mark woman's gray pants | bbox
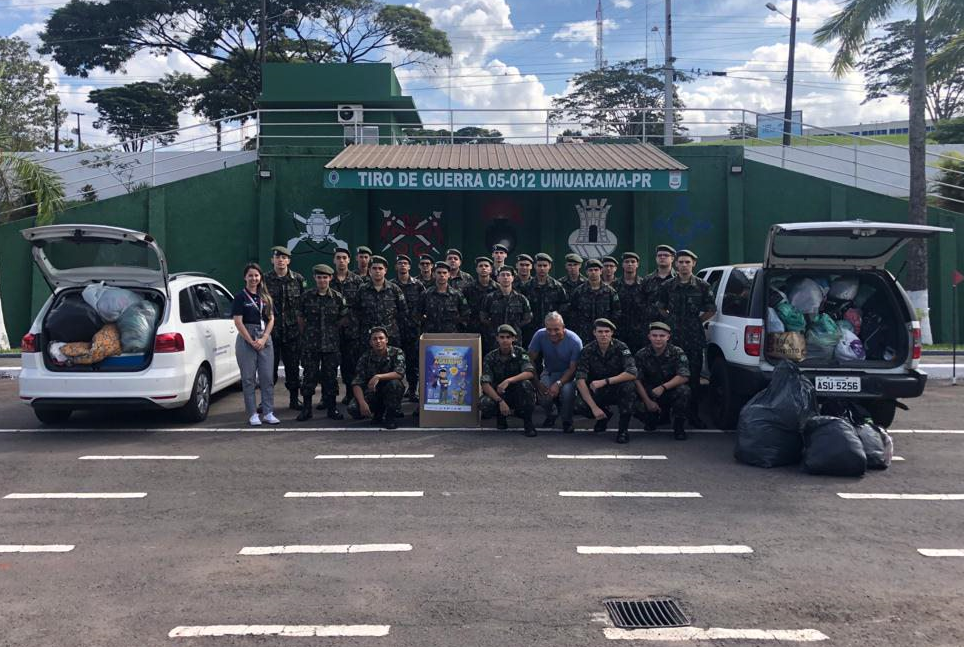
[236,323,275,417]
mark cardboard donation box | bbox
[766,332,806,362]
[419,333,481,428]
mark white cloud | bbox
[555,51,565,59]
[763,0,838,26]
[552,19,617,44]
[10,21,45,44]
[613,0,633,8]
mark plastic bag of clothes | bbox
[82,282,142,322]
[775,301,806,332]
[835,329,866,361]
[48,342,68,363]
[767,307,786,333]
[829,277,859,301]
[735,361,818,467]
[844,308,862,335]
[805,314,841,362]
[803,416,867,476]
[116,301,159,353]
[853,283,876,308]
[855,421,893,469]
[45,299,103,343]
[60,324,123,365]
[788,278,825,315]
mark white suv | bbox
[699,220,951,429]
[19,225,241,425]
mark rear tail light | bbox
[154,332,185,353]
[21,333,37,353]
[911,327,921,360]
[744,325,763,357]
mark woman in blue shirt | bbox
[231,263,279,425]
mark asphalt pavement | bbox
[1,379,963,646]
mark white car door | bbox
[209,283,241,389]
[191,283,237,391]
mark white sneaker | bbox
[263,412,281,425]
[249,414,262,426]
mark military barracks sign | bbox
[325,169,687,192]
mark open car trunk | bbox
[763,270,910,369]
[41,287,165,372]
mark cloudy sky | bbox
[3,0,915,148]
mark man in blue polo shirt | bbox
[528,311,583,433]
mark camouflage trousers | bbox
[575,381,636,417]
[680,344,704,416]
[634,383,691,422]
[348,380,405,419]
[480,380,536,419]
[401,337,420,393]
[272,333,301,392]
[301,350,340,405]
[340,337,360,392]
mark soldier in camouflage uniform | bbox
[639,244,677,330]
[264,245,306,410]
[416,262,470,333]
[522,252,568,348]
[391,254,425,402]
[614,251,649,355]
[574,318,638,443]
[568,258,621,344]
[601,256,618,287]
[330,246,366,406]
[480,266,532,355]
[355,255,408,347]
[634,321,691,440]
[515,253,534,293]
[463,256,498,346]
[656,249,716,427]
[417,254,435,287]
[491,243,509,275]
[480,324,537,436]
[559,252,586,298]
[445,248,475,291]
[348,326,406,429]
[296,264,347,421]
[355,245,372,278]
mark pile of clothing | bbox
[46,283,159,366]
[765,275,890,363]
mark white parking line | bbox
[892,456,905,461]
[239,544,412,555]
[547,454,667,460]
[0,427,734,434]
[284,491,423,498]
[4,492,147,499]
[314,454,434,459]
[918,549,964,557]
[169,625,390,638]
[888,430,964,434]
[837,493,964,500]
[578,545,752,555]
[560,491,702,498]
[0,544,74,553]
[78,455,199,460]
[603,627,828,641]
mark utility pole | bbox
[53,103,60,152]
[663,0,673,146]
[782,0,799,147]
[71,111,84,149]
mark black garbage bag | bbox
[803,416,867,477]
[735,361,819,468]
[855,422,893,470]
[45,298,104,343]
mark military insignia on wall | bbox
[568,198,617,259]
[379,209,444,257]
[287,208,349,253]
[653,196,711,251]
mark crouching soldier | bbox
[297,264,347,422]
[574,318,638,443]
[480,324,537,436]
[634,321,691,440]
[348,326,406,429]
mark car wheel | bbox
[34,408,71,425]
[863,399,897,428]
[709,358,744,430]
[180,367,212,423]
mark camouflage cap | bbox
[419,254,434,263]
[475,256,494,266]
[396,254,411,264]
[312,263,334,276]
[656,244,677,256]
[601,256,618,266]
[491,243,509,253]
[368,325,388,337]
[369,255,389,268]
[593,317,616,331]
[497,265,517,276]
[496,323,518,337]
[649,321,672,333]
[356,246,373,255]
[334,246,351,255]
[271,245,292,257]
[622,251,640,262]
[445,248,463,259]
[565,253,584,264]
[534,252,553,263]
[584,258,603,270]
[516,253,534,264]
[677,249,698,261]
[434,261,451,272]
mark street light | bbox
[767,0,799,147]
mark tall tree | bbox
[928,1,964,78]
[549,60,692,144]
[857,20,964,121]
[39,0,452,116]
[0,37,63,151]
[88,82,183,152]
[728,123,758,139]
[815,0,952,342]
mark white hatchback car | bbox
[19,224,241,425]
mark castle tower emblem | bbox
[568,198,617,259]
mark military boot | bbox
[296,395,313,422]
[673,417,687,441]
[289,389,302,410]
[523,413,537,437]
[496,415,509,430]
[615,414,630,444]
[327,398,344,421]
[384,411,398,430]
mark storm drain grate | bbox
[604,598,690,629]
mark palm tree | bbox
[0,149,65,225]
[815,0,950,343]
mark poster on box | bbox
[423,344,473,411]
